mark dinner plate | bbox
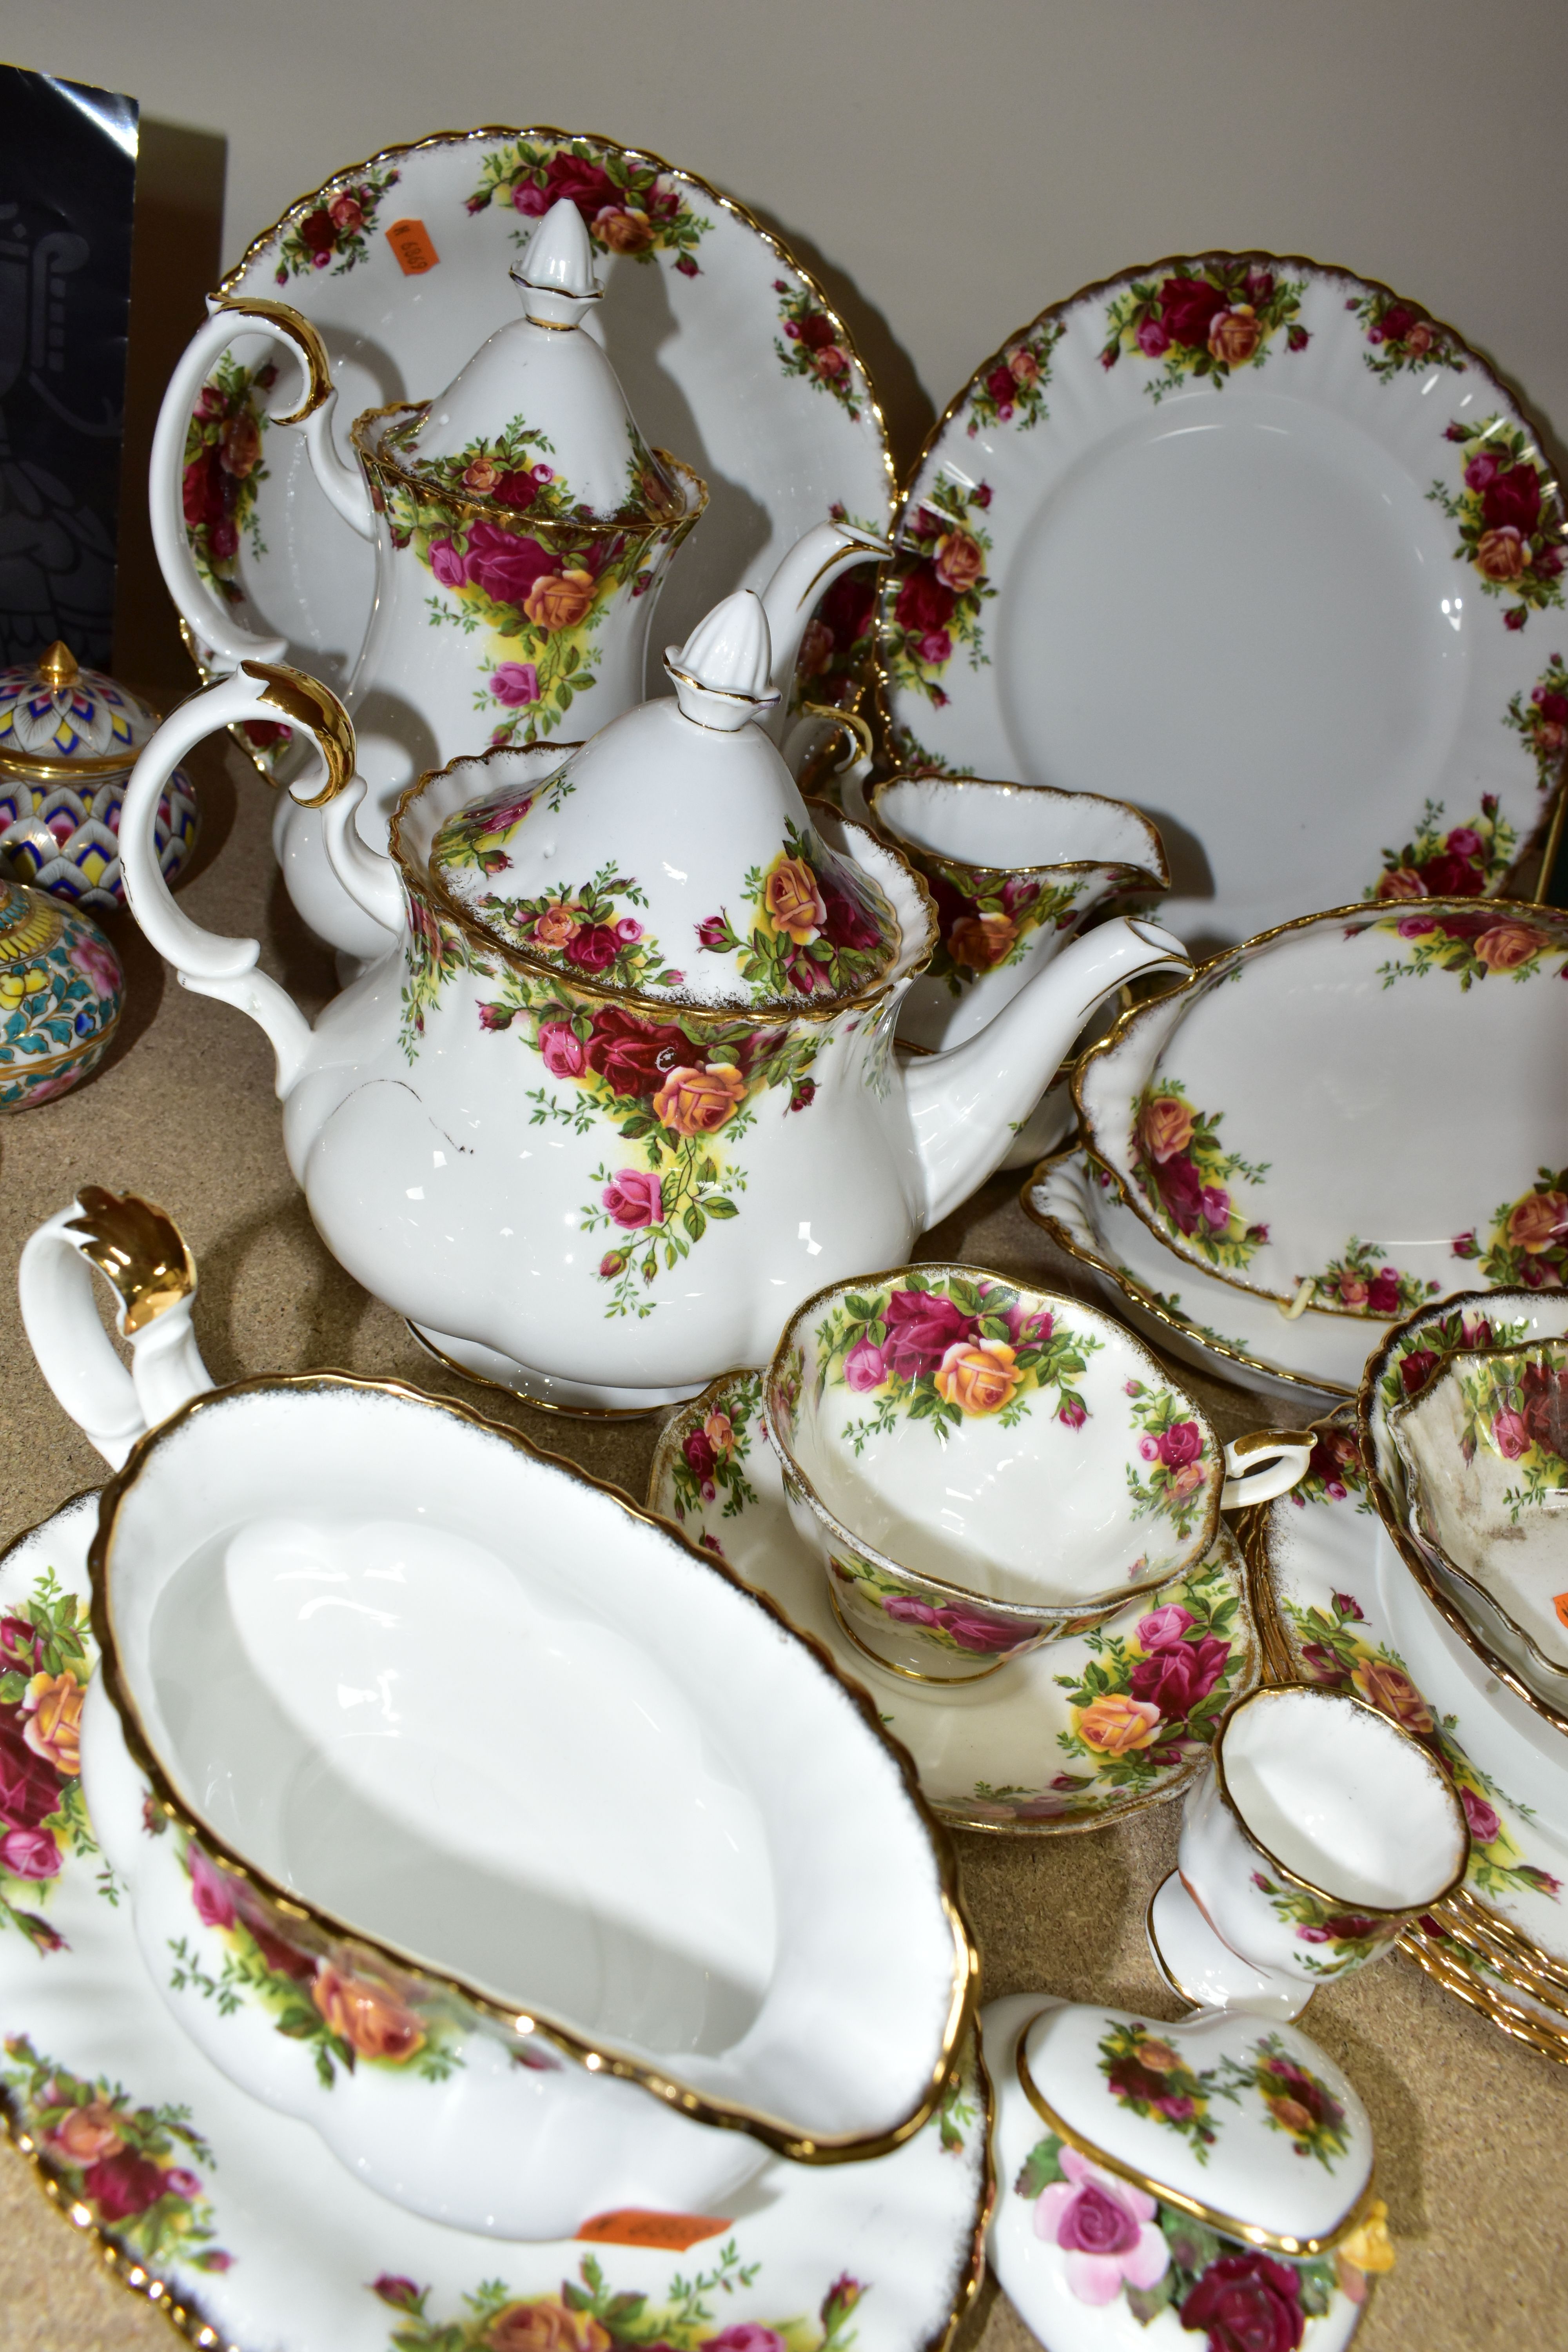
[1075,900,1568,1317]
[877,253,1567,951]
[0,1495,989,2352]
[190,127,893,737]
[1243,1410,1568,2062]
[1023,1148,1373,1406]
[647,1372,1259,1835]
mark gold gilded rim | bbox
[865,773,1170,893]
[0,745,152,782]
[1071,898,1568,1317]
[388,747,935,1029]
[1356,1296,1568,1735]
[1013,2012,1380,2256]
[1020,1148,1356,1402]
[90,1370,980,2165]
[214,123,894,515]
[213,295,333,425]
[64,1187,196,1336]
[648,1377,1259,1837]
[352,401,708,537]
[762,1259,1227,1626]
[1398,1924,1568,2065]
[871,246,1566,878]
[1209,1679,1470,1916]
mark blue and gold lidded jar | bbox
[0,640,198,910]
[0,864,123,1109]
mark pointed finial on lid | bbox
[665,591,781,730]
[510,199,602,327]
[38,641,78,691]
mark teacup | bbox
[763,1265,1310,1684]
[21,1189,976,2239]
[1147,1682,1469,2019]
[864,772,1169,1054]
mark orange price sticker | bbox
[385,218,439,276]
[1553,1592,1568,1632]
[576,2209,733,2251]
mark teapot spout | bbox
[902,917,1191,1228]
[757,519,888,729]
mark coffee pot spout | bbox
[902,917,1192,1227]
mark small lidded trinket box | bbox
[0,641,198,909]
[982,1994,1394,2350]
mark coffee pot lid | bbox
[426,590,906,1013]
[373,199,686,526]
[0,643,161,775]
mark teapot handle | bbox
[119,664,374,1096]
[148,298,372,674]
[18,1189,214,1470]
[1220,1429,1316,1512]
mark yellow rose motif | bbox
[652,1062,747,1137]
[1208,305,1262,365]
[763,854,827,946]
[1336,2198,1396,2303]
[1076,1692,1162,1755]
[1508,1191,1568,1255]
[525,568,599,632]
[703,1409,735,1455]
[530,904,581,952]
[1138,1094,1194,1164]
[1475,526,1528,583]
[1135,2038,1182,2073]
[948,910,1017,971]
[933,528,985,593]
[1473,921,1549,973]
[933,1339,1021,1416]
[23,1671,83,1775]
[594,206,655,255]
[463,456,499,492]
[310,1962,425,2063]
[486,2301,613,2352]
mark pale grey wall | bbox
[5,0,1565,477]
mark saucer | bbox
[192,129,893,754]
[647,1373,1259,1834]
[878,251,1565,950]
[1241,1410,1568,2063]
[0,1495,989,2351]
[1024,1149,1369,1407]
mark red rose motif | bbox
[882,1289,976,1381]
[463,523,560,609]
[1400,1344,1434,1394]
[1154,1153,1205,1235]
[1481,463,1543,538]
[0,1715,64,1831]
[895,566,956,638]
[1157,1420,1203,1467]
[1461,1786,1501,1845]
[819,876,883,954]
[796,310,837,351]
[564,924,621,973]
[82,2149,169,2221]
[1417,849,1485,897]
[182,449,224,529]
[816,564,877,653]
[298,209,338,256]
[985,362,1015,404]
[683,1430,717,1480]
[1179,2251,1305,2352]
[602,1170,664,1230]
[515,152,620,221]
[1157,276,1228,348]
[584,1007,690,1099]
[1128,1634,1230,1719]
[933,1603,1028,1653]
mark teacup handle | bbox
[119,662,380,1095]
[148,297,371,675]
[1220,1429,1315,1512]
[18,1189,214,1470]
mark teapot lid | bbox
[0,643,161,775]
[425,590,907,1013]
[1015,2002,1374,2254]
[368,198,686,527]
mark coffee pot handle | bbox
[118,664,392,1095]
[18,1190,214,1470]
[1220,1430,1316,1512]
[149,298,372,674]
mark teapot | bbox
[118,590,1192,1412]
[150,198,884,957]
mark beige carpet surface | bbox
[0,733,1563,2350]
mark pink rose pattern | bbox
[1,2033,231,2270]
[0,1570,98,1955]
[369,2254,873,2352]
[182,352,274,601]
[465,137,710,276]
[880,476,995,709]
[963,318,1065,437]
[773,281,865,421]
[1100,259,1308,404]
[1129,1078,1272,1275]
[1428,415,1566,630]
[1369,792,1517,904]
[272,163,399,281]
[1347,287,1464,382]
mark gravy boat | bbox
[20,1188,975,2239]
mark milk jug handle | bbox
[18,1191,214,1470]
[119,664,364,1098]
[148,298,368,674]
